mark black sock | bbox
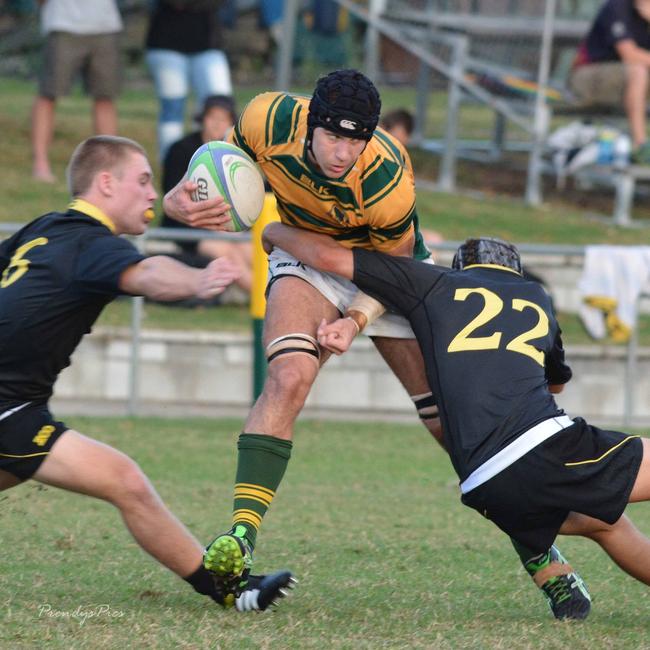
[184,564,220,602]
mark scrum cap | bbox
[452,237,523,274]
[307,69,381,142]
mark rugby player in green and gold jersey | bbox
[163,70,589,619]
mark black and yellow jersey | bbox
[229,91,429,260]
[0,201,144,403]
[351,249,572,482]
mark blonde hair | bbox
[66,136,147,197]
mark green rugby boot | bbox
[203,527,253,582]
[525,545,591,620]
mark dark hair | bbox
[194,95,237,125]
[380,109,414,136]
[452,237,523,274]
[66,135,146,197]
[307,69,381,143]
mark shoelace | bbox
[544,576,572,604]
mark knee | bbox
[266,359,316,405]
[106,455,155,508]
[626,63,650,88]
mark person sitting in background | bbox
[161,94,253,294]
[380,108,414,147]
[569,0,650,164]
[145,0,233,163]
[380,108,443,246]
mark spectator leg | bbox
[31,95,56,182]
[93,98,118,135]
[190,50,233,108]
[624,63,649,147]
[146,49,189,161]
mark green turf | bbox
[2,416,649,648]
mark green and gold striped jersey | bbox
[229,92,429,260]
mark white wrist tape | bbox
[345,292,386,332]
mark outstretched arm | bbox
[119,255,241,302]
[262,222,354,278]
[263,223,389,354]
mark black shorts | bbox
[0,402,68,480]
[461,418,643,553]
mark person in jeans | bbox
[145,0,232,162]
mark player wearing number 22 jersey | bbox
[351,246,641,553]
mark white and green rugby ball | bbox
[187,141,265,232]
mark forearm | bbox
[617,41,650,67]
[119,256,200,301]
[343,235,414,331]
[345,293,386,332]
[263,223,354,279]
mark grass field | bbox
[2,74,650,242]
[2,416,650,649]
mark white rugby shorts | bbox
[267,247,433,339]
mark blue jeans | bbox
[146,48,232,161]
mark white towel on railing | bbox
[578,246,650,341]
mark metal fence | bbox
[274,0,611,205]
[2,222,646,424]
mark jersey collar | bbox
[462,263,522,276]
[68,199,117,234]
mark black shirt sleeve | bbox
[545,329,573,385]
[352,248,444,316]
[74,234,145,295]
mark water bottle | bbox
[597,130,616,165]
[613,134,631,168]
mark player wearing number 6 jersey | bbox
[0,135,295,612]
[263,224,650,613]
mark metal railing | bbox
[0,223,642,424]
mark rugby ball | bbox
[187,141,265,232]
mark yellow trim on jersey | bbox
[564,435,641,467]
[462,263,521,276]
[0,451,49,458]
[68,199,117,234]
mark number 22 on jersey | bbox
[447,287,549,366]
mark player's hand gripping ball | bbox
[187,141,265,232]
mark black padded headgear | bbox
[307,69,381,143]
[452,237,523,274]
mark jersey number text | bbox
[447,287,549,366]
[0,237,48,288]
